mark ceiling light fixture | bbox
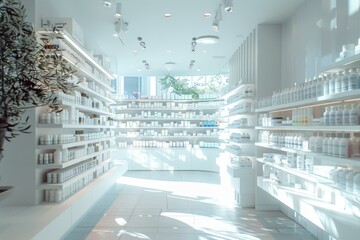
[114,2,122,18]
[204,12,212,18]
[138,37,146,49]
[222,0,234,12]
[191,37,197,52]
[189,60,195,69]
[196,35,219,44]
[103,0,112,7]
[165,62,175,72]
[212,4,223,31]
[164,13,172,17]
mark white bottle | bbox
[323,107,330,126]
[349,104,359,125]
[339,134,349,158]
[62,148,68,162]
[348,68,358,91]
[296,155,305,171]
[323,74,330,96]
[315,135,323,153]
[339,169,351,188]
[335,71,343,94]
[316,76,324,97]
[346,170,357,192]
[341,69,349,92]
[343,105,350,125]
[309,135,316,152]
[54,149,62,164]
[327,134,334,155]
[311,77,317,98]
[332,135,339,157]
[322,134,329,155]
[329,73,336,95]
[335,105,343,126]
[329,106,337,125]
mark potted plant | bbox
[159,73,202,99]
[0,0,76,199]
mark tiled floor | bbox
[62,171,317,240]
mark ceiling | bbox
[35,0,306,77]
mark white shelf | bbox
[321,52,360,73]
[54,100,115,116]
[255,142,360,166]
[116,117,219,121]
[221,83,254,100]
[223,97,255,109]
[38,159,113,190]
[227,126,256,130]
[76,84,115,104]
[113,98,223,103]
[37,137,113,150]
[256,158,332,184]
[116,126,220,129]
[123,147,220,150]
[255,125,360,132]
[37,124,117,129]
[222,112,255,118]
[227,141,255,146]
[114,107,219,111]
[37,148,114,169]
[256,89,360,113]
[116,135,220,140]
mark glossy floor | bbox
[62,171,317,240]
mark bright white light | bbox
[348,0,360,16]
[164,13,172,17]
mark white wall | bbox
[281,0,360,88]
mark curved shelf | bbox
[37,148,114,169]
[255,125,360,132]
[116,135,220,140]
[222,112,255,118]
[321,52,360,73]
[76,84,115,104]
[37,137,113,150]
[116,117,219,121]
[116,126,220,130]
[55,100,115,116]
[223,97,256,109]
[113,98,223,103]
[113,107,219,111]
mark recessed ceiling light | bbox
[196,35,219,44]
[137,68,141,72]
[164,13,172,17]
[203,12,212,18]
[202,50,207,53]
[132,50,137,53]
[197,68,201,72]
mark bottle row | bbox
[43,161,113,203]
[116,112,219,120]
[228,102,254,115]
[120,100,222,109]
[39,108,117,126]
[228,118,252,128]
[38,143,111,165]
[261,152,360,195]
[117,140,220,149]
[38,131,114,146]
[48,39,110,84]
[257,68,360,108]
[226,85,255,103]
[117,120,219,128]
[229,133,252,142]
[120,129,220,138]
[258,131,357,158]
[258,104,360,127]
[55,91,111,112]
[46,158,96,184]
[73,75,112,99]
[229,156,253,168]
[116,93,218,101]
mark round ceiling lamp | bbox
[195,35,219,44]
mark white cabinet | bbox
[112,97,223,171]
[35,30,119,204]
[255,53,360,239]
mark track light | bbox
[114,20,121,33]
[212,19,220,31]
[191,37,196,52]
[122,21,129,32]
[103,0,111,7]
[138,37,146,49]
[114,2,122,18]
[222,0,234,12]
[189,60,195,69]
[212,5,222,32]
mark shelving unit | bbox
[35,30,119,204]
[218,83,256,207]
[255,54,360,239]
[112,97,223,171]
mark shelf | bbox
[255,125,360,132]
[37,137,113,150]
[55,100,115,116]
[227,126,256,130]
[222,112,255,118]
[116,135,220,140]
[224,150,255,158]
[113,98,223,103]
[37,124,117,129]
[255,142,360,166]
[113,107,219,111]
[227,141,255,146]
[256,89,360,113]
[221,83,254,100]
[116,117,219,121]
[76,84,115,104]
[37,148,114,169]
[116,126,220,130]
[321,52,360,73]
[223,97,255,109]
[256,158,332,184]
[121,147,220,150]
[38,159,113,189]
